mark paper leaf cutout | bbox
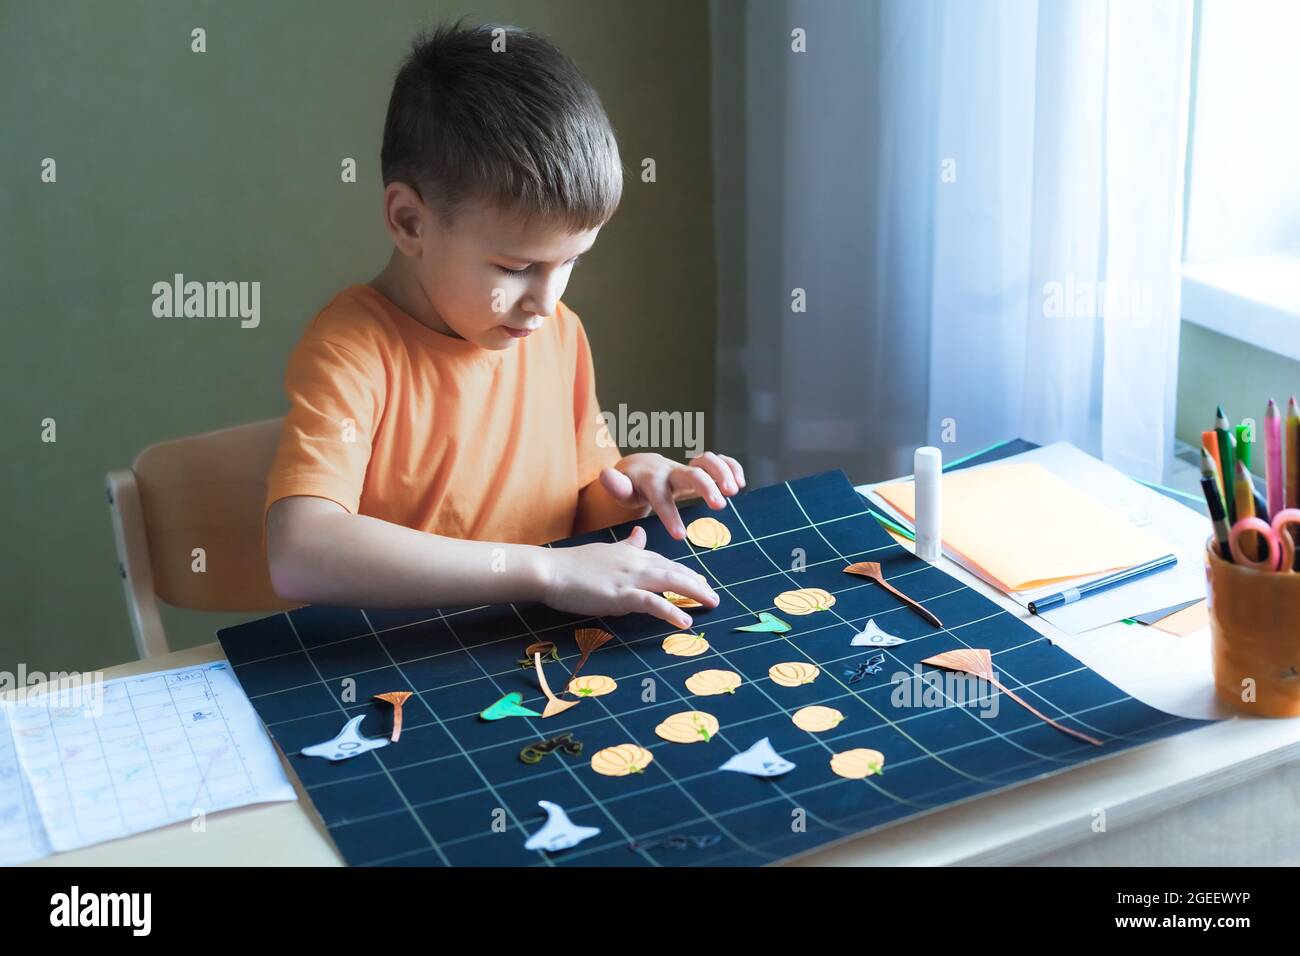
[734,611,791,633]
[373,691,412,742]
[851,618,904,647]
[920,649,1103,746]
[480,692,542,721]
[719,737,796,777]
[843,562,944,628]
[567,628,614,690]
[523,801,601,852]
[301,715,390,761]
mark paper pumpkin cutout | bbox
[591,743,655,776]
[568,675,617,697]
[685,669,742,696]
[792,705,845,733]
[523,801,601,852]
[774,587,836,615]
[768,661,820,687]
[831,748,886,779]
[655,710,719,743]
[480,692,542,721]
[734,611,791,633]
[301,715,390,761]
[851,618,904,647]
[686,516,732,549]
[568,628,614,686]
[663,632,709,657]
[920,648,1103,746]
[373,691,413,742]
[534,651,579,717]
[719,737,796,777]
[664,590,704,609]
[843,561,943,628]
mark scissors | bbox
[1228,508,1300,571]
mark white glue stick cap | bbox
[914,446,942,563]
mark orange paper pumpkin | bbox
[591,743,654,777]
[654,710,720,744]
[685,669,742,696]
[663,632,710,657]
[768,661,820,687]
[773,587,836,615]
[686,517,732,550]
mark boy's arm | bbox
[266,494,718,627]
[267,495,552,608]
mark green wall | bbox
[1,0,716,673]
[1176,322,1300,476]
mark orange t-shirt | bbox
[264,284,624,545]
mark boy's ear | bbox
[382,182,426,256]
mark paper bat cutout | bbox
[719,737,796,777]
[519,732,583,764]
[843,561,944,628]
[851,618,904,647]
[920,648,1103,746]
[373,691,412,742]
[523,801,601,852]
[567,628,614,690]
[480,692,542,721]
[843,654,886,683]
[535,651,579,717]
[733,611,791,633]
[300,714,390,761]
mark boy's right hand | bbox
[540,526,719,630]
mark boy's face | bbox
[393,191,601,350]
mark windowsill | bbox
[1181,253,1300,362]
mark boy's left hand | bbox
[599,452,747,540]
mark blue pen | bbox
[1027,553,1179,615]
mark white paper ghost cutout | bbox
[300,714,390,762]
[524,801,602,852]
[851,618,904,647]
[719,737,796,777]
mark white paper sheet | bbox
[0,661,296,864]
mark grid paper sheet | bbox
[218,470,1215,867]
[0,662,296,864]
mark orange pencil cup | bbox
[1205,540,1300,717]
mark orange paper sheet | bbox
[1150,600,1209,636]
[876,462,1174,592]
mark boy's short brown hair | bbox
[381,18,624,233]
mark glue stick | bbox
[914,446,942,562]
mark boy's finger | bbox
[635,591,692,629]
[647,568,718,607]
[672,464,726,509]
[599,466,639,502]
[690,452,737,496]
[646,481,686,539]
[620,525,647,549]
[718,454,746,489]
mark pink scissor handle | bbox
[1229,517,1281,570]
[1271,508,1300,572]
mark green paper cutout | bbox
[480,692,542,721]
[734,611,791,634]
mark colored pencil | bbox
[1215,406,1236,525]
[1234,460,1264,561]
[1265,399,1283,519]
[1199,450,1232,561]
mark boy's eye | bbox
[494,255,582,277]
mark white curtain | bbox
[711,0,1193,486]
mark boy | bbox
[264,20,745,632]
